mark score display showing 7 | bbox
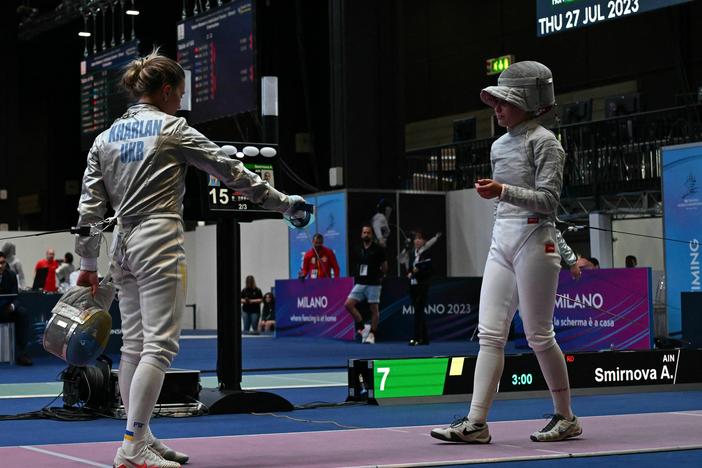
[377,367,391,391]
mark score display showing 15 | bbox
[511,373,533,386]
[208,187,248,210]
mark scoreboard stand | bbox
[348,348,702,406]
[195,141,293,414]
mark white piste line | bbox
[243,383,347,390]
[0,394,59,399]
[265,374,346,385]
[671,411,702,417]
[338,444,702,468]
[533,448,566,454]
[20,446,111,467]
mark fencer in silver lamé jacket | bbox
[491,119,565,222]
[75,103,291,260]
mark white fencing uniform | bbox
[468,118,572,423]
[75,103,296,456]
[432,62,581,444]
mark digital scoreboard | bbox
[192,141,282,222]
[176,0,255,124]
[348,349,702,403]
[536,0,692,37]
[80,40,139,149]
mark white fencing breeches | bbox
[478,218,561,351]
[468,218,565,423]
[113,216,187,372]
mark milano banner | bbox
[275,277,355,340]
[662,142,702,335]
[515,268,653,351]
[275,277,481,341]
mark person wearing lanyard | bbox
[344,224,388,344]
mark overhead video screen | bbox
[176,0,256,124]
[536,0,692,37]
[80,40,139,149]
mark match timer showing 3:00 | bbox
[370,355,548,400]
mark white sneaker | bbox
[113,445,182,468]
[361,324,371,343]
[430,417,491,443]
[364,331,375,344]
[147,433,189,464]
[530,414,582,442]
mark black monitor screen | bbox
[560,100,592,125]
[536,0,692,37]
[80,40,139,149]
[605,93,640,118]
[176,0,256,124]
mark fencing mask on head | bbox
[480,61,556,116]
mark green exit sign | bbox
[486,55,514,75]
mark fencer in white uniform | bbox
[431,61,582,444]
[75,50,306,468]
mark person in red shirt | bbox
[299,234,340,279]
[34,248,59,292]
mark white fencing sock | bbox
[118,355,139,413]
[122,361,165,455]
[535,344,573,419]
[119,356,163,446]
[467,345,504,424]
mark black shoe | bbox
[16,355,33,366]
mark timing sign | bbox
[348,349,702,403]
[536,0,692,37]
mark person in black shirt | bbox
[241,275,263,334]
[258,292,276,332]
[0,251,32,365]
[344,224,388,344]
[406,230,434,346]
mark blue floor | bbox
[1,334,517,383]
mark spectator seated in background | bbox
[56,252,76,293]
[299,233,340,279]
[576,256,599,270]
[625,255,638,268]
[34,248,59,292]
[0,251,32,365]
[258,292,276,332]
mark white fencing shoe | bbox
[530,414,582,442]
[147,434,189,464]
[430,417,491,443]
[113,445,182,468]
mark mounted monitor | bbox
[560,99,592,124]
[176,0,256,124]
[184,141,283,222]
[536,0,692,37]
[453,117,477,142]
[80,40,139,150]
[604,93,640,118]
